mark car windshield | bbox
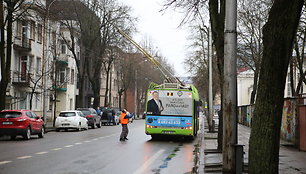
[59,112,76,117]
[0,112,22,118]
[79,110,91,115]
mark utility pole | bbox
[223,0,237,172]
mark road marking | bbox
[36,151,48,155]
[75,142,82,145]
[52,148,62,151]
[84,140,91,143]
[65,145,73,148]
[0,161,12,165]
[93,138,98,141]
[133,149,165,174]
[17,156,32,160]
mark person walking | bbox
[120,109,132,141]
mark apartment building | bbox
[1,0,79,122]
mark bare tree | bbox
[290,7,306,96]
[237,0,271,104]
[0,0,36,110]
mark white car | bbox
[55,110,88,131]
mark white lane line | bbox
[52,148,62,151]
[75,142,82,145]
[65,145,73,148]
[36,151,48,155]
[93,138,98,141]
[17,156,32,160]
[84,140,91,143]
[0,161,12,165]
[133,149,165,174]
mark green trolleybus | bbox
[145,82,201,139]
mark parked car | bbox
[77,108,101,129]
[0,110,45,140]
[101,107,116,125]
[55,111,88,131]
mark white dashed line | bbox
[17,156,32,160]
[36,151,48,155]
[84,140,91,143]
[0,161,12,165]
[75,142,82,145]
[93,138,98,141]
[65,145,73,148]
[52,148,62,151]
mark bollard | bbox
[234,144,244,174]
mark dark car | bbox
[101,107,116,125]
[0,110,45,140]
[77,108,101,129]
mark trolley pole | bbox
[223,0,238,172]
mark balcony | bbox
[12,71,30,86]
[56,54,69,66]
[53,82,67,92]
[13,37,31,52]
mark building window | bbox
[71,69,75,85]
[20,56,27,81]
[30,21,35,40]
[37,24,42,43]
[61,40,66,54]
[16,20,22,38]
[52,31,56,48]
[36,57,41,75]
[59,67,66,84]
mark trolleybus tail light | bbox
[146,125,156,128]
[185,126,193,130]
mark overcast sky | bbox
[118,0,190,77]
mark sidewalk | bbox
[203,117,306,173]
[45,120,56,132]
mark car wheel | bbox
[23,127,31,140]
[56,128,60,132]
[10,135,16,140]
[97,121,101,128]
[38,127,44,138]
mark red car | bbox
[0,110,45,140]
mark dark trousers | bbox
[120,124,129,139]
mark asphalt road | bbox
[0,119,202,174]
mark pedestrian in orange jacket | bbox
[120,109,132,141]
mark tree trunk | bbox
[91,78,101,109]
[249,1,303,173]
[0,0,6,110]
[209,0,225,151]
[104,69,110,107]
[0,1,14,110]
[118,90,123,110]
[250,69,259,104]
[123,90,127,109]
[76,76,85,108]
